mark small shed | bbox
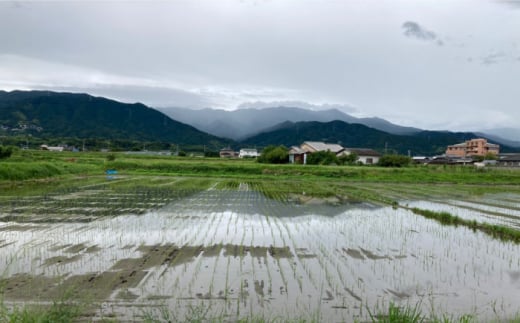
[288,146,307,164]
[219,147,237,158]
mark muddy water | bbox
[1,190,520,321]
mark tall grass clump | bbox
[367,302,475,323]
[0,299,82,323]
[409,207,520,243]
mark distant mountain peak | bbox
[157,105,420,140]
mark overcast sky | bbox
[1,0,519,131]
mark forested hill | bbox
[0,90,229,149]
[240,120,514,156]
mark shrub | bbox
[0,146,13,159]
[306,150,339,165]
[378,154,411,167]
[257,145,288,164]
[338,152,358,165]
[106,153,116,161]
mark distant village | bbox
[36,137,520,168]
[215,138,520,167]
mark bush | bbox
[106,153,116,161]
[306,150,339,165]
[338,152,358,165]
[0,146,13,159]
[378,154,411,167]
[257,145,288,164]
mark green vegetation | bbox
[0,90,230,150]
[306,150,338,165]
[1,149,520,322]
[257,145,288,164]
[368,302,475,323]
[0,146,13,159]
[2,149,520,184]
[409,207,520,243]
[0,298,81,323]
[378,154,412,167]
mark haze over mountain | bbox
[158,106,420,141]
[0,90,229,149]
[0,90,516,155]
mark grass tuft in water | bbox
[409,207,520,243]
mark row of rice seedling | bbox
[2,175,520,321]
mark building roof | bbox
[220,147,234,152]
[343,148,381,157]
[302,141,344,153]
[499,154,520,162]
[289,146,306,154]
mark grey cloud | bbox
[402,21,437,41]
[32,85,214,109]
[494,0,520,9]
[481,51,507,65]
[237,101,358,114]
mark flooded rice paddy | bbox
[1,178,520,321]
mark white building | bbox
[239,148,259,158]
[40,144,64,152]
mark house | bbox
[338,148,381,165]
[239,148,259,158]
[288,141,343,164]
[497,154,520,167]
[446,138,500,158]
[288,146,307,164]
[40,144,64,152]
[288,141,380,165]
[219,147,237,158]
[300,141,344,154]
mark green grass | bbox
[0,300,81,323]
[408,207,520,243]
[3,149,520,184]
[367,302,475,323]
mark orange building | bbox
[446,138,499,158]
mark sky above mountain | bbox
[1,0,519,132]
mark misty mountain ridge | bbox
[241,120,517,156]
[0,90,229,149]
[0,90,516,155]
[157,106,421,140]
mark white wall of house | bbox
[358,156,379,165]
[239,149,258,158]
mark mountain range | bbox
[0,90,517,155]
[0,90,229,149]
[157,106,421,140]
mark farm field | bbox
[1,153,520,321]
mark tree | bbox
[378,154,411,167]
[257,145,288,164]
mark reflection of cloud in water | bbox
[159,190,381,218]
